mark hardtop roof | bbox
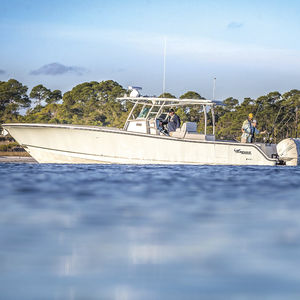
[116,96,223,106]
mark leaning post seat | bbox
[171,122,215,141]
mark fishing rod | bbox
[254,94,277,119]
[264,105,292,143]
[269,112,294,142]
[279,114,294,133]
[268,104,283,137]
[254,101,261,117]
[255,99,280,142]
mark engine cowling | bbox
[277,138,300,166]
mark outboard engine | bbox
[277,138,300,166]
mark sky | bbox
[0,0,300,101]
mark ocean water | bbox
[1,163,300,300]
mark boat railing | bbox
[117,96,224,136]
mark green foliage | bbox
[223,97,239,111]
[0,142,18,151]
[51,80,126,126]
[30,85,62,105]
[176,91,205,129]
[46,89,62,104]
[179,91,204,99]
[30,84,50,105]
[0,79,30,123]
[159,92,176,98]
[24,103,60,123]
[25,80,127,127]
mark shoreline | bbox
[0,156,37,163]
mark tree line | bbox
[0,78,299,143]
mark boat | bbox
[2,87,300,166]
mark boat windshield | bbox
[137,107,150,119]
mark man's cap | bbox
[248,113,253,119]
[253,119,257,123]
[169,109,175,113]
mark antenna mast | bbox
[213,77,216,100]
[163,37,167,95]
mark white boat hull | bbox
[2,124,278,165]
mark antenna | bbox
[163,37,167,95]
[213,77,216,100]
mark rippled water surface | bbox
[1,163,300,300]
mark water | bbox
[1,164,300,300]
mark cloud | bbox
[30,62,87,76]
[0,69,6,75]
[227,22,243,29]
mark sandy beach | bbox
[0,156,37,163]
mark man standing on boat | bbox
[241,113,253,143]
[161,109,181,134]
[249,120,266,143]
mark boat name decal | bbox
[234,148,252,155]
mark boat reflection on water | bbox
[1,164,300,299]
